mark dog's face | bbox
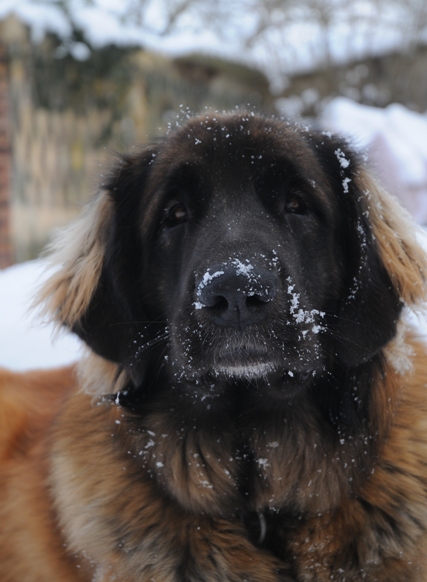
[66,113,402,405]
[143,118,346,391]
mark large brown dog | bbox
[2,112,427,581]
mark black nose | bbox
[196,263,278,329]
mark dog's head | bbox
[39,113,427,401]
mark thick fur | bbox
[0,366,84,580]
[3,112,427,581]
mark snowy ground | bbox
[0,261,82,370]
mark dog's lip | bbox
[211,343,315,381]
[212,363,314,383]
[213,361,277,380]
[214,344,271,378]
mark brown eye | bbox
[164,202,188,227]
[284,194,306,214]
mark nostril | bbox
[246,294,269,308]
[207,295,229,312]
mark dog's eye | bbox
[284,194,306,214]
[164,203,188,228]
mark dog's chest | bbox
[123,407,342,522]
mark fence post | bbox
[0,40,12,269]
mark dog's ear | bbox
[360,172,427,308]
[37,149,158,385]
[331,156,427,366]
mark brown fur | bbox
[287,338,427,581]
[0,366,91,581]
[3,341,427,581]
[2,113,427,581]
[37,192,113,329]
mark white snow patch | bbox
[335,148,351,169]
[342,177,352,193]
[0,260,82,370]
[231,258,254,277]
[197,269,225,291]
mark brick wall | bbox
[0,42,12,269]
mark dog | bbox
[2,112,427,581]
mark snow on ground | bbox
[320,98,427,224]
[0,261,82,371]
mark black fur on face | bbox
[73,113,401,419]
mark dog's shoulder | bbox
[0,365,77,460]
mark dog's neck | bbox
[79,334,402,522]
[101,362,397,522]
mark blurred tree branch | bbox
[33,0,427,76]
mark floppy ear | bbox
[37,190,112,332]
[360,172,427,308]
[37,149,159,385]
[333,164,427,366]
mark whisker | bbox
[133,331,170,358]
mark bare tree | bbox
[36,0,427,76]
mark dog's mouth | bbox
[213,343,271,378]
[210,343,314,382]
[170,324,322,387]
[213,361,276,380]
[212,362,315,384]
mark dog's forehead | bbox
[165,113,307,162]
[141,113,334,229]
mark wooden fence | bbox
[2,16,270,262]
